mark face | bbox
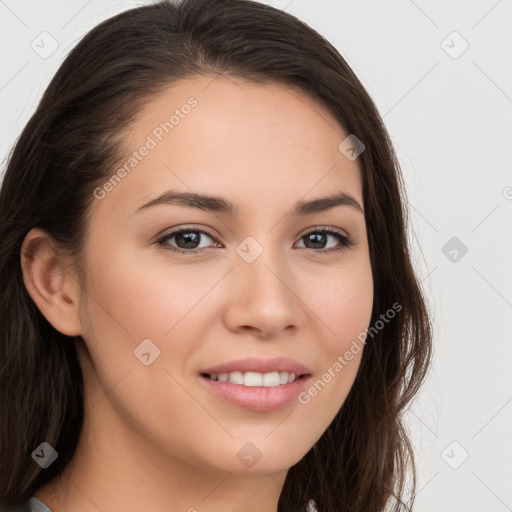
[72,75,373,476]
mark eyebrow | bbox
[134,190,364,216]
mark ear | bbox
[20,227,83,337]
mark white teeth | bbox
[229,371,244,385]
[262,371,280,387]
[207,370,299,386]
[244,371,262,387]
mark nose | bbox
[222,245,306,339]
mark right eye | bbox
[156,226,221,254]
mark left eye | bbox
[156,226,354,254]
[296,228,353,252]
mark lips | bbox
[198,357,313,411]
[200,356,311,376]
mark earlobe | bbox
[20,228,83,337]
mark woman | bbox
[0,0,433,511]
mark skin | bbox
[21,74,373,512]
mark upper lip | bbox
[200,357,311,376]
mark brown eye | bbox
[296,228,354,253]
[156,225,354,256]
[157,227,218,254]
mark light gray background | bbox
[1,1,511,510]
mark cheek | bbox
[303,257,374,351]
[297,257,373,409]
[326,280,374,353]
[77,244,226,401]
[295,278,372,440]
[82,242,223,340]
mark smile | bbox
[203,370,301,387]
[199,370,312,412]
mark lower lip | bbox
[198,374,311,412]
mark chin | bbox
[196,436,313,476]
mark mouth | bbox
[200,370,311,387]
[198,369,313,412]
[197,357,313,411]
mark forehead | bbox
[91,75,363,219]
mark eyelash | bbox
[156,225,355,255]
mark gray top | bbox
[20,495,317,511]
[26,497,52,512]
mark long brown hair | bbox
[0,1,433,510]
